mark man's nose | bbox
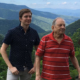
[61,25,65,28]
[27,17,31,19]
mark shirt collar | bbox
[49,31,69,41]
[18,24,30,32]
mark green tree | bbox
[0,34,4,46]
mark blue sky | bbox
[0,0,80,9]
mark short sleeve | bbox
[69,39,75,57]
[3,30,13,45]
[36,37,45,56]
[34,31,40,45]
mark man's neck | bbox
[53,33,64,44]
[21,24,29,33]
[53,33,63,39]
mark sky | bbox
[0,0,80,9]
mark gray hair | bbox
[52,17,65,26]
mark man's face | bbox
[53,19,66,35]
[19,12,32,26]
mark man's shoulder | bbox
[64,34,73,42]
[41,33,51,40]
[30,27,39,36]
[8,26,19,33]
[10,26,19,31]
[30,27,37,32]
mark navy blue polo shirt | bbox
[3,24,40,71]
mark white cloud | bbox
[74,2,77,5]
[62,2,67,5]
[32,3,37,5]
[43,0,47,1]
[46,2,51,5]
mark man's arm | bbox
[34,45,38,68]
[35,55,42,80]
[70,56,80,79]
[1,43,19,75]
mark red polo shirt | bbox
[36,32,75,80]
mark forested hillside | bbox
[0,19,45,35]
[0,2,80,80]
[0,3,80,31]
[65,19,80,35]
[0,28,80,80]
[0,34,4,46]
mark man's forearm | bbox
[34,46,38,69]
[35,55,41,76]
[70,56,80,73]
[1,49,13,68]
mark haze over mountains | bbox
[35,8,80,17]
[0,2,80,37]
[65,19,80,35]
[0,2,80,31]
[0,20,46,35]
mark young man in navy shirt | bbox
[1,9,40,80]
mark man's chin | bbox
[60,31,65,34]
[59,32,64,35]
[25,23,30,25]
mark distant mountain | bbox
[65,19,80,35]
[0,17,4,19]
[0,3,61,19]
[39,31,51,38]
[0,2,80,31]
[40,19,80,38]
[0,19,45,35]
[0,34,4,46]
[0,18,79,39]
[35,8,80,17]
[0,3,30,11]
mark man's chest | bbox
[12,32,36,46]
[44,41,71,56]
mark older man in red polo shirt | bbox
[35,17,80,80]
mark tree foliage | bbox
[65,19,80,36]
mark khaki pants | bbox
[6,67,32,80]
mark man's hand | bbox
[28,67,35,74]
[35,75,42,80]
[9,67,19,75]
[79,73,80,80]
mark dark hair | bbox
[19,9,32,18]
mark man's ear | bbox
[51,25,54,30]
[19,17,21,22]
